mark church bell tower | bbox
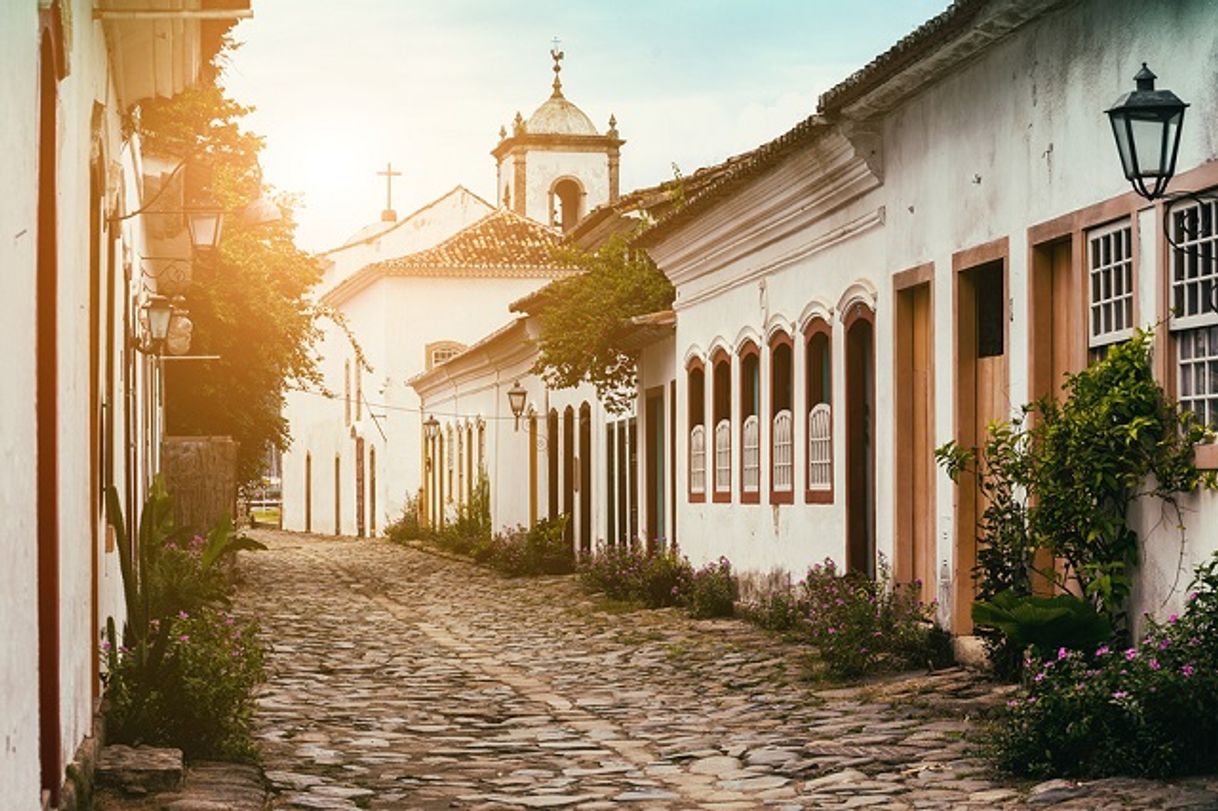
[492,48,624,232]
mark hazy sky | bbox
[222,1,948,252]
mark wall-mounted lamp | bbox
[1106,63,1188,201]
[507,380,527,431]
[135,294,192,355]
[423,414,440,440]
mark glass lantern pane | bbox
[1130,115,1167,176]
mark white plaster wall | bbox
[521,150,609,226]
[1,4,45,807]
[282,274,559,537]
[318,188,492,292]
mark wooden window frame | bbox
[803,318,834,503]
[711,348,732,503]
[768,330,794,504]
[738,340,761,504]
[686,356,706,502]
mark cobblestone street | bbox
[236,531,1218,810]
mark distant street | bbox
[236,531,1218,810]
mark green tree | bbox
[138,77,323,486]
[531,235,674,412]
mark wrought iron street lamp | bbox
[507,380,527,431]
[423,414,440,441]
[1106,63,1188,200]
[185,195,225,252]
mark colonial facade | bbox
[0,2,245,806]
[638,0,1218,633]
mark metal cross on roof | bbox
[377,161,402,222]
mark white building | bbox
[281,52,622,537]
[636,0,1218,634]
[1,2,246,807]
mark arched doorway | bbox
[551,177,584,232]
[845,304,875,577]
[547,409,559,521]
[579,402,592,555]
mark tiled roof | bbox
[321,210,576,307]
[373,209,570,273]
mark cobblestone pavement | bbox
[236,530,1218,810]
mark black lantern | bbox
[507,380,527,431]
[186,196,225,252]
[1106,63,1188,200]
[423,414,440,441]
[144,294,174,348]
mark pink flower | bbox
[178,634,190,643]
[1034,671,1046,683]
[1182,664,1196,678]
[1149,658,1161,671]
[1169,613,1179,624]
[177,610,189,620]
[165,542,178,551]
[1095,645,1111,657]
[1057,647,1069,660]
[1125,648,1138,661]
[1112,690,1129,700]
[1159,638,1171,651]
[1006,699,1021,708]
[1188,591,1200,602]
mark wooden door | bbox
[896,282,935,598]
[845,308,875,577]
[355,437,365,538]
[954,260,1008,632]
[645,388,665,552]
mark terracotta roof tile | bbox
[371,209,570,272]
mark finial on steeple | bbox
[513,111,525,135]
[550,37,565,98]
[607,113,618,137]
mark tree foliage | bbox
[138,75,323,486]
[531,235,674,412]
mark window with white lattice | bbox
[1087,220,1135,354]
[805,320,833,500]
[714,420,731,494]
[1170,195,1218,428]
[689,425,706,495]
[688,361,706,499]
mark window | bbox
[805,321,833,501]
[712,351,731,500]
[740,342,760,502]
[1087,220,1135,355]
[1171,196,1218,428]
[770,335,794,502]
[425,340,467,371]
[687,360,706,499]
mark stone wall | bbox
[162,436,239,534]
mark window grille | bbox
[689,425,706,494]
[772,410,792,492]
[1170,196,1218,428]
[1087,220,1135,349]
[808,403,832,491]
[742,415,760,493]
[714,419,731,493]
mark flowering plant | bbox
[686,557,738,619]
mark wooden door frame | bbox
[951,237,1009,633]
[893,263,936,598]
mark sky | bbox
[221,1,949,253]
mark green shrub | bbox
[971,590,1112,658]
[429,474,492,557]
[687,557,738,618]
[487,516,574,577]
[579,545,692,608]
[104,607,265,760]
[384,492,423,543]
[993,551,1218,778]
[747,588,803,632]
[101,479,266,760]
[800,557,950,680]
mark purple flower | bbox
[1188,591,1200,602]
[1125,648,1138,661]
[1112,690,1129,700]
[1182,664,1196,678]
[1169,613,1179,624]
[1159,638,1171,651]
[1189,637,1201,647]
[178,634,190,643]
[1057,647,1069,661]
[1149,658,1162,671]
[100,640,111,652]
[178,610,189,620]
[827,627,837,635]
[1095,645,1111,657]
[165,542,178,551]
[1034,671,1046,683]
[1006,699,1021,708]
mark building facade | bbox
[0,1,246,806]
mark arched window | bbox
[770,332,794,503]
[805,319,833,502]
[739,341,761,503]
[711,350,731,502]
[687,359,706,501]
[551,177,584,232]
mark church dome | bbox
[526,94,598,136]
